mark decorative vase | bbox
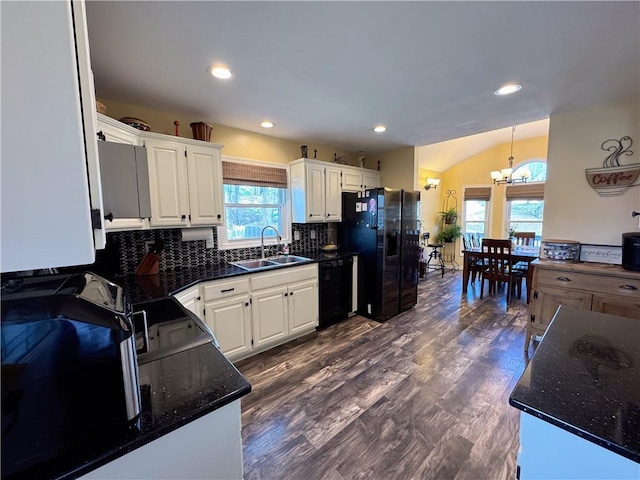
[190,122,213,142]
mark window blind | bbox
[505,183,545,200]
[222,161,288,188]
[464,187,491,201]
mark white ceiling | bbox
[418,118,549,173]
[85,1,639,158]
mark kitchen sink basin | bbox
[231,259,279,270]
[268,255,311,264]
[231,255,312,271]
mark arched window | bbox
[514,160,546,182]
[508,160,546,245]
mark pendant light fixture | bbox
[491,125,530,185]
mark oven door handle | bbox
[132,309,150,354]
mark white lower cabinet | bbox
[177,264,319,363]
[288,279,318,335]
[174,285,201,318]
[204,295,253,361]
[251,285,289,349]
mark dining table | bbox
[462,245,540,302]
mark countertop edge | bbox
[509,395,640,464]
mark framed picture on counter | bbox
[579,244,622,264]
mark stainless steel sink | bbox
[231,255,312,271]
[231,259,279,271]
[268,255,311,265]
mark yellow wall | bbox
[370,146,416,192]
[98,98,357,164]
[545,96,640,244]
[416,168,442,238]
[419,136,549,250]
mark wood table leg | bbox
[462,253,470,293]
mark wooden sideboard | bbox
[526,259,640,350]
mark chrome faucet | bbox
[261,226,281,258]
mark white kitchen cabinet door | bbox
[174,286,201,318]
[288,279,318,335]
[1,0,103,272]
[306,164,326,222]
[205,296,252,361]
[145,139,190,227]
[363,171,381,190]
[325,166,342,222]
[252,286,288,349]
[186,145,224,226]
[342,169,363,192]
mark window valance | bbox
[222,161,288,188]
[505,183,545,200]
[464,187,492,201]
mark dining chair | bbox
[513,232,536,246]
[511,232,537,299]
[463,235,484,283]
[480,239,525,307]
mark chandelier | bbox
[491,125,530,185]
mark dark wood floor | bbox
[236,268,530,480]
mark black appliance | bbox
[342,188,420,322]
[1,272,141,478]
[622,232,640,271]
[318,255,353,328]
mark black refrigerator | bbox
[341,188,420,322]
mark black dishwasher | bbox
[318,256,353,328]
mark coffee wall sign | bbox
[585,136,640,196]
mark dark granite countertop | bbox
[8,298,251,480]
[113,250,359,303]
[509,306,640,463]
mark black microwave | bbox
[1,272,141,478]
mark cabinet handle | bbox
[556,276,572,282]
[97,130,106,141]
[284,292,288,297]
[217,214,221,219]
[290,291,294,296]
[245,302,249,307]
[181,215,186,221]
[196,296,201,301]
[618,284,638,290]
[104,212,114,222]
[221,288,235,293]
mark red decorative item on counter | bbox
[174,121,180,136]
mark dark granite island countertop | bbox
[509,306,640,463]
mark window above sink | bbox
[217,157,291,250]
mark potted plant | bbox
[435,224,462,243]
[439,207,458,225]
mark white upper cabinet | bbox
[145,139,190,228]
[1,0,104,272]
[97,114,140,146]
[342,170,364,192]
[290,159,344,223]
[144,137,224,228]
[363,170,382,190]
[325,166,342,221]
[186,144,224,226]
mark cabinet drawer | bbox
[251,264,318,291]
[535,268,640,298]
[535,269,590,288]
[594,275,640,299]
[203,278,250,301]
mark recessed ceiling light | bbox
[373,125,387,133]
[493,83,523,96]
[210,66,232,79]
[260,121,274,128]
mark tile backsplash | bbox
[110,224,329,274]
